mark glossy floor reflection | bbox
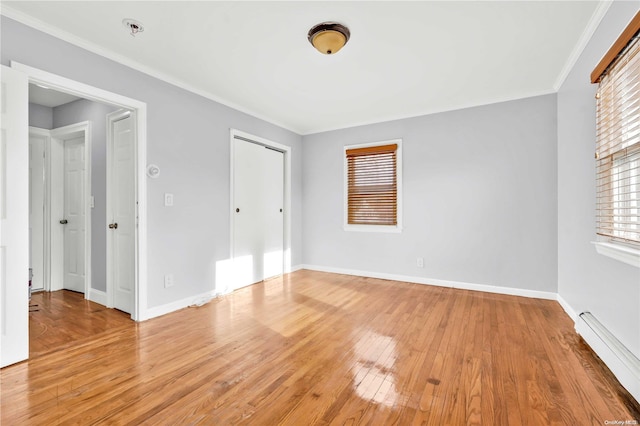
[2,270,639,425]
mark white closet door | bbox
[233,139,264,288]
[262,148,284,280]
[232,138,284,289]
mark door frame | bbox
[228,129,291,293]
[12,61,148,321]
[49,122,91,295]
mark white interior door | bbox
[0,65,29,367]
[62,136,85,293]
[29,130,46,292]
[233,139,265,288]
[232,138,284,289]
[108,111,135,314]
[262,148,284,280]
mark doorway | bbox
[1,62,148,367]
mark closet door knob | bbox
[59,219,68,224]
[236,208,240,213]
[108,223,118,229]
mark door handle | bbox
[59,219,68,224]
[108,223,118,229]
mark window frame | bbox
[592,11,640,268]
[343,139,403,233]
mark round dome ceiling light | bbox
[307,22,350,55]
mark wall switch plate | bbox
[417,257,424,268]
[164,274,174,288]
[164,193,174,207]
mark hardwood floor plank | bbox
[2,271,638,425]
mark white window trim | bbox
[592,241,640,268]
[343,139,403,233]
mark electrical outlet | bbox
[164,274,174,288]
[417,257,424,268]
[164,193,174,207]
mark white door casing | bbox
[107,110,135,314]
[29,129,47,292]
[11,62,147,321]
[0,65,29,367]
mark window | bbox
[344,140,402,232]
[592,12,640,266]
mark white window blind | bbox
[596,35,640,244]
[346,143,398,226]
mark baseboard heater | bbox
[576,312,640,403]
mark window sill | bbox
[344,224,402,233]
[592,241,640,268]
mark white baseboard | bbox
[88,288,107,306]
[289,264,304,273]
[141,290,218,321]
[556,294,578,322]
[300,264,557,300]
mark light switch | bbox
[164,193,174,206]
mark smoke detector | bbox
[122,19,144,37]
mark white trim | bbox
[300,265,557,300]
[553,1,613,91]
[343,139,403,233]
[290,264,304,273]
[1,5,302,135]
[50,121,92,297]
[556,293,578,322]
[141,291,217,321]
[88,288,107,307]
[229,129,292,293]
[12,62,148,321]
[592,241,640,268]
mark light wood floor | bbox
[2,270,639,425]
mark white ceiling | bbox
[4,1,606,135]
[29,83,81,107]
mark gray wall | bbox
[557,1,640,358]
[302,94,558,293]
[53,99,119,293]
[1,16,303,309]
[28,102,52,129]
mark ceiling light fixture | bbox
[122,18,144,37]
[308,22,350,55]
